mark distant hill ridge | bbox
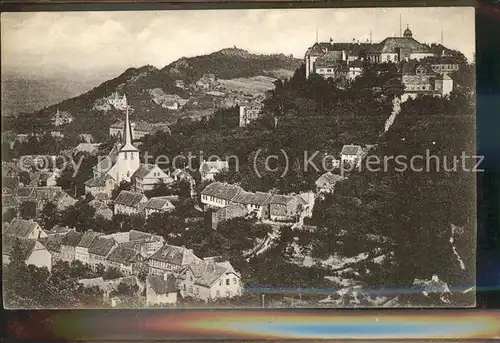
[5,48,301,135]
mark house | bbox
[200,182,243,209]
[89,200,113,219]
[174,80,185,89]
[304,40,353,78]
[84,174,116,200]
[3,176,20,194]
[109,120,170,140]
[52,109,73,126]
[78,133,94,143]
[3,219,47,239]
[39,234,64,263]
[144,197,176,218]
[211,203,248,230]
[47,225,74,236]
[315,172,345,193]
[172,168,194,183]
[75,230,103,264]
[148,244,203,275]
[313,55,349,82]
[107,92,128,111]
[399,59,454,102]
[50,131,65,139]
[239,104,262,127]
[347,60,364,80]
[199,160,229,181]
[59,230,83,262]
[29,171,59,187]
[146,273,178,306]
[230,191,272,218]
[263,194,307,221]
[78,275,143,302]
[163,100,180,110]
[424,56,461,74]
[2,194,19,216]
[132,164,173,193]
[2,236,52,271]
[74,143,101,155]
[179,260,243,301]
[101,230,164,257]
[88,237,117,270]
[106,245,145,275]
[113,190,148,216]
[341,144,364,168]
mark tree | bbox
[19,201,37,219]
[60,200,96,231]
[40,201,59,230]
[18,171,31,186]
[3,208,18,223]
[144,180,171,198]
[103,267,124,280]
[111,180,132,200]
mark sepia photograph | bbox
[1,7,476,309]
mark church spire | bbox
[120,103,138,152]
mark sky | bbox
[1,7,475,79]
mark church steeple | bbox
[120,105,138,152]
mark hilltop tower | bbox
[115,105,140,183]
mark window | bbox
[327,69,332,72]
[195,287,199,295]
[233,278,236,284]
[183,284,186,291]
[226,279,230,286]
[189,287,193,293]
[124,152,128,160]
[216,290,220,298]
[219,280,222,286]
[190,276,193,282]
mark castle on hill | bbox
[304,26,462,100]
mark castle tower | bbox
[403,25,413,38]
[116,105,140,183]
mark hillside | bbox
[5,48,301,139]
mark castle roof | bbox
[373,37,432,54]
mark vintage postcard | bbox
[1,7,476,309]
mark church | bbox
[84,105,172,200]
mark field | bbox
[218,75,277,95]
